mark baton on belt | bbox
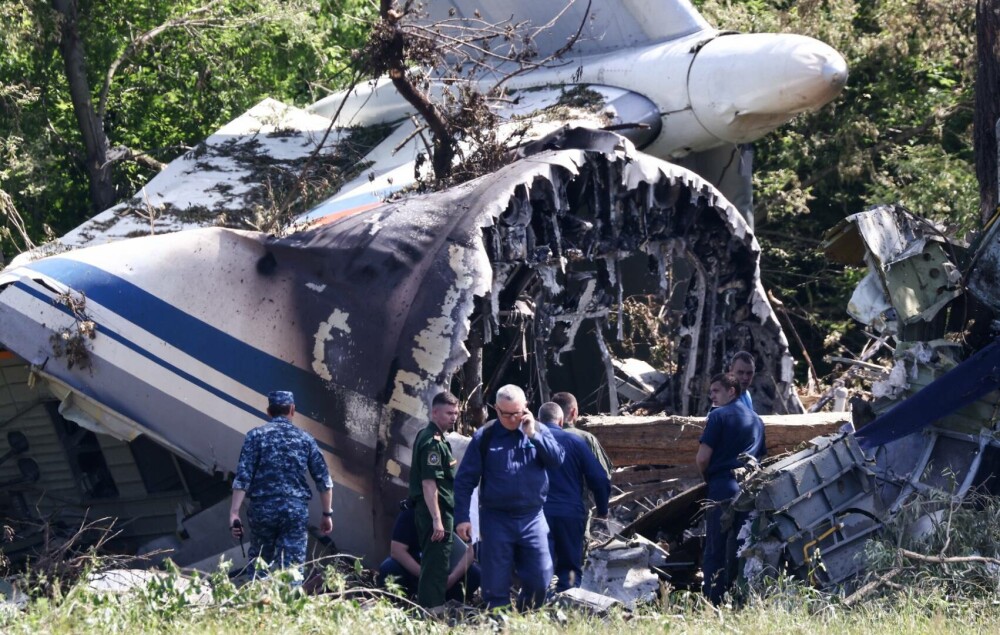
[232,518,246,559]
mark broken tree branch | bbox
[842,568,902,607]
[899,548,1000,566]
[769,288,820,392]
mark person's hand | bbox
[456,522,472,542]
[520,411,536,438]
[320,516,333,534]
[230,513,243,539]
[431,518,446,542]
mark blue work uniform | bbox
[738,390,753,411]
[698,400,765,604]
[377,507,481,603]
[454,421,565,609]
[232,415,333,570]
[541,422,611,592]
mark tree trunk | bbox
[976,0,1000,226]
[52,0,116,214]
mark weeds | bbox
[8,494,1000,633]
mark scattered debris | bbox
[580,535,665,608]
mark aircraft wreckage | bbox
[0,129,806,568]
[0,0,853,577]
[1,2,993,604]
[599,204,1000,598]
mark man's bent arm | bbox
[229,489,246,524]
[446,543,476,588]
[530,424,566,468]
[319,487,333,512]
[390,540,421,577]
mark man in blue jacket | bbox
[538,401,611,592]
[695,373,766,604]
[454,384,565,610]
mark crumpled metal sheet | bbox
[822,204,963,330]
[856,338,1000,450]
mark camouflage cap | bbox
[268,390,295,408]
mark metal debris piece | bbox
[612,358,668,403]
[822,204,965,335]
[0,129,801,564]
[738,433,882,588]
[580,535,665,607]
[553,587,622,616]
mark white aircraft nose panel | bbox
[687,33,848,143]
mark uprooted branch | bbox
[19,515,144,597]
[360,0,590,183]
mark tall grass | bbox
[6,493,1000,633]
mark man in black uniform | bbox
[409,391,459,609]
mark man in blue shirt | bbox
[377,503,480,603]
[454,384,565,610]
[728,351,756,412]
[695,374,765,604]
[551,392,613,477]
[229,390,334,572]
[538,401,611,592]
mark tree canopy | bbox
[0,0,373,254]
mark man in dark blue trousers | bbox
[696,373,766,605]
[377,504,481,603]
[537,401,611,592]
[454,384,565,610]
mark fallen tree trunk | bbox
[578,412,849,468]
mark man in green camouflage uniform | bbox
[409,391,459,608]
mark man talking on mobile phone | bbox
[453,384,565,610]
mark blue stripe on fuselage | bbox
[15,258,338,431]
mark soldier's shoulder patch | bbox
[427,451,441,466]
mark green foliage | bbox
[697,0,977,382]
[0,0,371,256]
[862,488,1000,601]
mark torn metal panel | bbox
[856,338,1000,450]
[822,205,964,332]
[613,358,667,402]
[580,536,663,608]
[739,433,882,588]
